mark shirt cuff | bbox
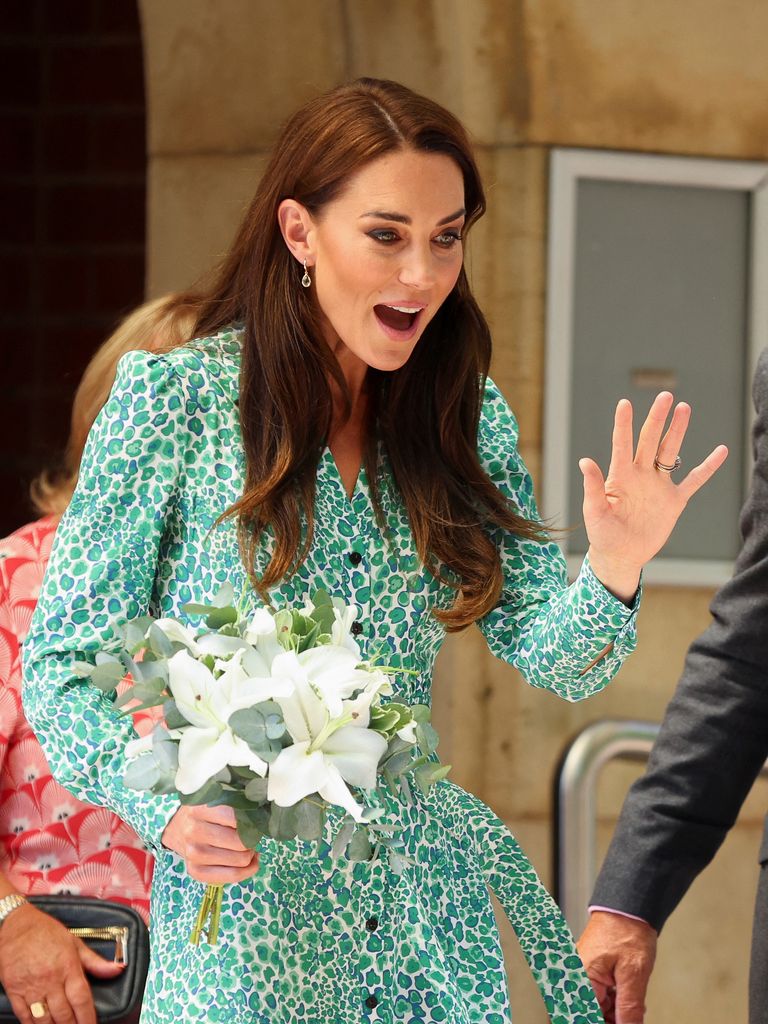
[588,905,652,925]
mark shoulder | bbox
[478,376,520,450]
[111,325,242,410]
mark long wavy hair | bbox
[189,77,545,630]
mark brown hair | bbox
[189,77,545,629]
[31,295,198,516]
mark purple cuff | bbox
[588,905,651,925]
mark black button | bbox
[365,995,378,1010]
[349,550,363,566]
[365,916,379,932]
[351,620,363,636]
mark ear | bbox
[277,199,316,266]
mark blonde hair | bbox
[31,295,199,516]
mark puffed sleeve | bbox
[476,379,639,700]
[22,350,188,849]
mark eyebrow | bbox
[359,207,466,226]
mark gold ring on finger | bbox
[654,455,681,473]
[29,1002,47,1020]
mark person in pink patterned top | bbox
[0,296,195,1024]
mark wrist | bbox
[0,893,28,929]
[586,549,641,606]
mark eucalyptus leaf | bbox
[332,818,356,860]
[211,789,258,810]
[73,661,94,678]
[268,804,299,841]
[205,606,239,629]
[235,807,269,850]
[90,661,125,692]
[163,699,192,730]
[179,779,224,805]
[148,623,174,658]
[123,754,161,791]
[348,827,373,862]
[244,777,269,803]
[295,798,325,841]
[416,721,439,756]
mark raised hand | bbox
[579,392,728,602]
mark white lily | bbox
[267,651,388,822]
[167,649,292,794]
[396,719,418,743]
[330,602,362,655]
[153,618,202,654]
[243,606,285,669]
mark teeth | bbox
[387,305,420,313]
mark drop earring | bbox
[301,260,311,288]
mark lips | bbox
[373,304,427,342]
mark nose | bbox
[397,244,437,290]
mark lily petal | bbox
[267,741,327,808]
[323,725,387,789]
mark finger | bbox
[63,971,97,1024]
[38,987,75,1024]
[614,968,649,1024]
[634,391,674,466]
[194,820,251,852]
[607,398,634,475]
[654,401,691,464]
[196,804,238,827]
[187,851,260,885]
[579,458,607,517]
[77,938,125,977]
[8,993,35,1024]
[676,444,729,502]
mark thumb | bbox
[77,939,126,978]
[579,457,607,513]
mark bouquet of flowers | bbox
[75,587,449,944]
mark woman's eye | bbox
[368,229,400,244]
[433,231,462,248]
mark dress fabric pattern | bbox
[0,518,153,923]
[23,329,639,1023]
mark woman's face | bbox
[307,149,466,374]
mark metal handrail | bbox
[555,719,662,934]
[554,718,768,935]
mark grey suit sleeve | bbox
[591,349,768,931]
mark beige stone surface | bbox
[139,0,346,155]
[344,0,530,146]
[524,0,768,157]
[146,154,267,296]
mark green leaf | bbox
[295,798,325,841]
[416,721,439,756]
[182,601,217,617]
[410,704,431,724]
[348,826,373,861]
[205,606,239,629]
[73,660,94,678]
[179,779,224,805]
[162,699,192,730]
[148,623,174,658]
[211,789,257,810]
[273,610,294,650]
[229,704,285,758]
[123,754,161,792]
[296,621,320,653]
[90,661,125,692]
[268,804,299,841]
[235,806,269,850]
[244,777,269,803]
[331,817,356,859]
[211,583,236,609]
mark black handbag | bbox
[0,896,149,1023]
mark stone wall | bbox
[138,2,768,1019]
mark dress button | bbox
[365,916,379,932]
[351,620,363,636]
[365,995,378,1010]
[349,550,363,566]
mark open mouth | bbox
[374,304,422,335]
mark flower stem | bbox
[189,883,224,945]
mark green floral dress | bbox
[24,328,638,1024]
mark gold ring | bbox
[29,1003,47,1020]
[654,455,681,473]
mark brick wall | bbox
[0,0,146,537]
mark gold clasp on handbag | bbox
[67,925,130,965]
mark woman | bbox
[23,79,726,1024]
[0,297,194,1024]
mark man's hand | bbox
[577,911,658,1024]
[0,902,123,1024]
